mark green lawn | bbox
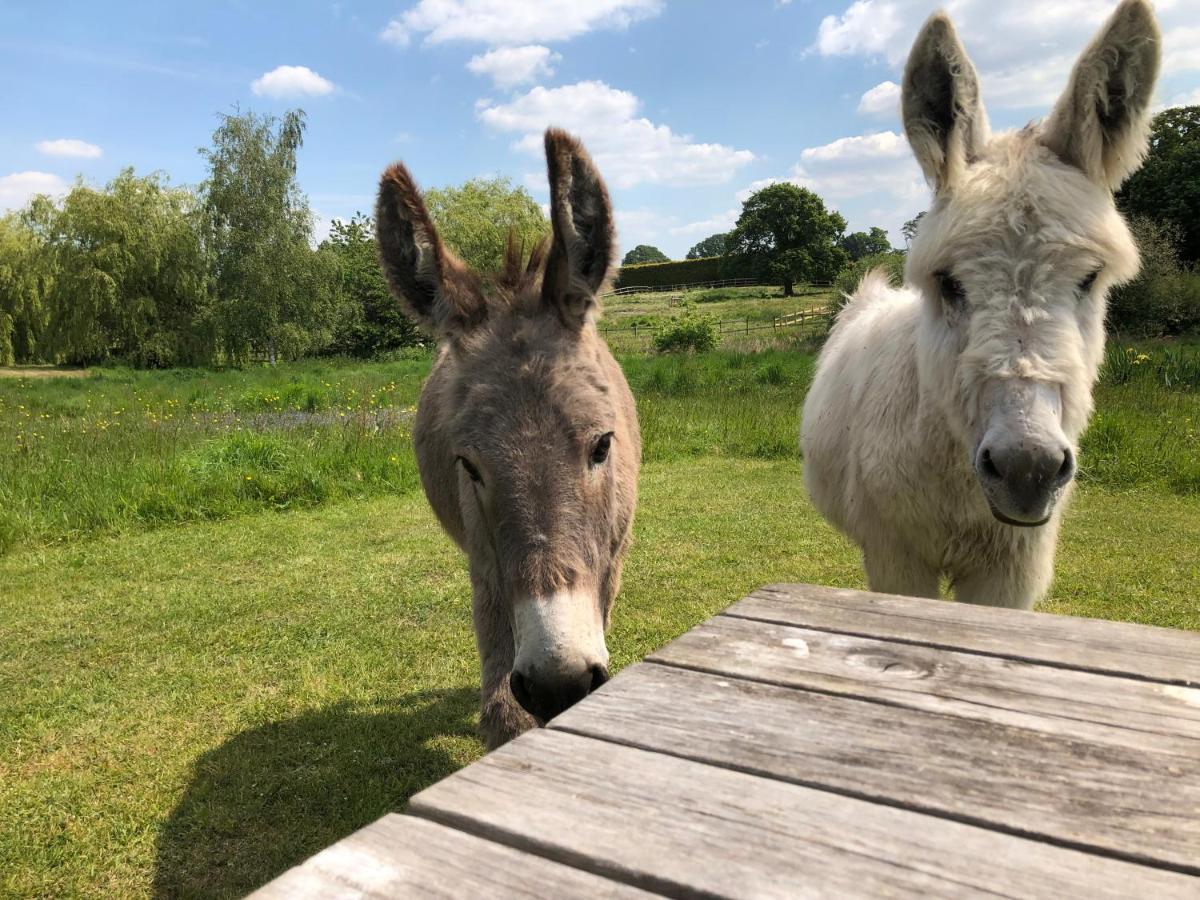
[2,457,1197,897]
[1,340,1199,897]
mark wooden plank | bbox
[551,663,1200,874]
[250,813,651,899]
[729,584,1200,686]
[408,727,1197,898]
[650,614,1200,755]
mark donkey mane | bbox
[494,231,549,300]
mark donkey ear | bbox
[901,12,990,191]
[1040,0,1161,191]
[541,129,616,330]
[375,163,485,340]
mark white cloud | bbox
[467,45,561,89]
[251,65,336,98]
[35,138,102,159]
[788,130,926,231]
[669,208,739,239]
[477,81,755,189]
[716,131,926,248]
[0,171,68,211]
[382,0,662,48]
[815,1,1196,110]
[815,0,904,61]
[1164,26,1200,73]
[1165,86,1200,109]
[857,80,899,117]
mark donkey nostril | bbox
[979,448,1003,481]
[1055,449,1076,485]
[509,670,532,711]
[589,665,610,692]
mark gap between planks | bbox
[647,614,1200,757]
[408,727,1197,899]
[548,663,1200,877]
[727,584,1200,687]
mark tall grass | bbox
[1,343,1196,553]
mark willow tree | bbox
[39,170,207,366]
[423,176,550,275]
[200,109,335,363]
[0,214,49,365]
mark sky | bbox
[2,1,1198,260]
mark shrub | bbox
[1108,217,1200,336]
[652,312,718,353]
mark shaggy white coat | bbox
[802,1,1160,609]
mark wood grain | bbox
[408,727,1197,898]
[249,813,654,899]
[728,584,1200,686]
[650,613,1200,754]
[552,663,1200,874]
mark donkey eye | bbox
[1078,270,1100,294]
[589,433,614,467]
[935,271,966,309]
[457,456,483,483]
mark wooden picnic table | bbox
[252,583,1200,898]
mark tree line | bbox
[4,106,1197,367]
[0,109,549,367]
[627,186,896,297]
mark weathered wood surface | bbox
[552,662,1200,872]
[252,814,654,899]
[650,613,1200,753]
[731,584,1200,685]
[251,583,1200,897]
[408,727,1197,899]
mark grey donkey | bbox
[375,129,641,749]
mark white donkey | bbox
[802,0,1161,609]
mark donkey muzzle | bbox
[510,590,609,723]
[510,664,609,723]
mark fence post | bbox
[745,317,749,335]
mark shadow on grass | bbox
[152,688,479,899]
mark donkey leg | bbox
[472,579,536,751]
[862,540,940,599]
[952,542,1055,610]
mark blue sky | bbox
[2,1,1198,259]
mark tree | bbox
[840,227,893,261]
[902,212,926,247]
[1107,216,1200,335]
[201,108,336,364]
[1118,105,1200,264]
[423,177,549,275]
[686,233,729,259]
[40,170,208,366]
[621,244,670,266]
[726,183,848,296]
[0,214,49,365]
[322,214,422,357]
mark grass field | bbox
[599,283,835,352]
[1,337,1199,897]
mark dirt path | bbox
[0,367,89,379]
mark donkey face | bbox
[377,130,634,725]
[903,0,1160,526]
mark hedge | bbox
[613,256,724,289]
